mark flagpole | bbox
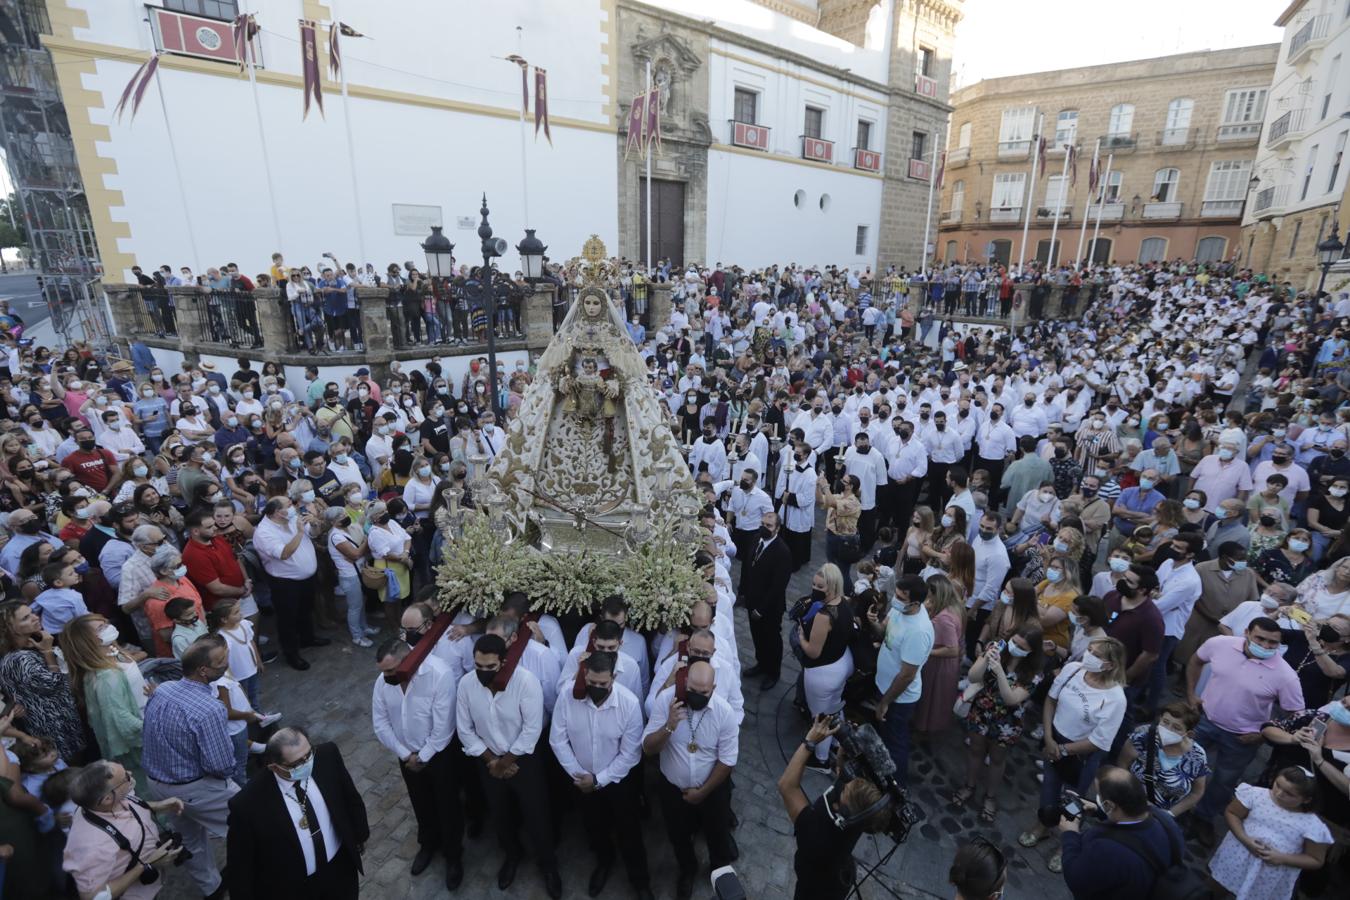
[1091,153,1115,265]
[1017,113,1043,274]
[517,27,530,230]
[645,59,653,271]
[1075,138,1100,265]
[328,2,367,267]
[241,3,283,252]
[1047,144,1072,267]
[143,21,200,271]
[920,136,938,271]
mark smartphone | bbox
[1062,795,1084,819]
[992,639,1007,654]
[1311,719,1328,741]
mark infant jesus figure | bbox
[561,356,621,458]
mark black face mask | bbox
[585,685,610,706]
[740,480,753,491]
[684,690,710,711]
[1333,449,1346,459]
[382,674,400,686]
[811,587,826,603]
[760,525,774,540]
[17,520,40,535]
[1116,579,1137,598]
[475,668,497,687]
[935,422,946,431]
[1318,624,1343,645]
[830,406,842,415]
[899,430,913,441]
[990,412,1000,421]
[1259,515,1277,528]
[978,529,996,541]
[78,439,96,451]
[1054,447,1067,459]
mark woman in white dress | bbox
[1207,769,1331,899]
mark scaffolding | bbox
[0,0,113,350]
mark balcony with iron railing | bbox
[1288,15,1329,63]
[1252,184,1289,216]
[997,140,1031,160]
[1200,199,1245,218]
[1216,121,1262,143]
[1142,201,1183,219]
[1267,108,1309,149]
[1035,207,1071,220]
[1087,202,1124,221]
[1101,132,1137,151]
[1155,127,1194,150]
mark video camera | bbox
[829,716,919,845]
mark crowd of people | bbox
[0,251,1346,900]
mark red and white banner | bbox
[802,137,832,163]
[908,158,930,180]
[152,7,241,64]
[854,148,881,172]
[644,87,661,155]
[732,121,769,151]
[915,74,938,98]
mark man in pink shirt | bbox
[1183,618,1303,843]
[1189,441,1253,512]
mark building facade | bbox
[617,0,961,271]
[937,45,1278,269]
[1240,0,1350,290]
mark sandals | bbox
[1047,850,1063,873]
[950,786,975,808]
[979,798,998,823]
[1018,830,1047,848]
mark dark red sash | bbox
[490,613,536,692]
[394,612,453,686]
[571,631,598,699]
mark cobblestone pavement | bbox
[158,530,1088,900]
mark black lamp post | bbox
[1317,225,1344,297]
[477,194,509,417]
[517,228,547,283]
[421,226,455,342]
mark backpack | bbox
[1097,814,1207,900]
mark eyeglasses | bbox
[276,749,313,770]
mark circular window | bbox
[793,190,806,208]
[819,193,831,212]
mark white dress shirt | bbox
[97,425,145,461]
[1008,403,1048,438]
[969,534,1012,611]
[716,482,774,532]
[887,437,929,483]
[571,624,650,691]
[455,666,543,758]
[923,427,965,464]
[642,686,739,790]
[1154,558,1202,639]
[548,682,644,787]
[780,464,818,534]
[274,773,338,876]
[512,638,562,713]
[842,446,888,510]
[976,420,1017,461]
[689,436,729,481]
[372,654,457,763]
[647,650,744,724]
[254,516,318,580]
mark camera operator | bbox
[1057,765,1187,900]
[777,716,890,900]
[63,760,186,899]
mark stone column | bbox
[523,285,555,352]
[102,283,138,354]
[649,281,672,331]
[1009,283,1033,329]
[252,288,290,354]
[169,287,204,364]
[356,287,394,383]
[906,281,926,316]
[1049,285,1065,318]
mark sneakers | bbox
[257,712,283,728]
[363,626,380,636]
[354,636,374,648]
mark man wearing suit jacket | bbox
[226,727,369,900]
[738,510,794,691]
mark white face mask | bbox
[1156,725,1184,746]
[301,490,315,503]
[98,623,120,645]
[1259,594,1280,611]
[1081,652,1106,673]
[1333,487,1348,498]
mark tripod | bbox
[847,833,905,899]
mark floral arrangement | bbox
[434,511,702,630]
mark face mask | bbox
[1081,653,1106,673]
[1318,624,1343,646]
[1247,641,1276,659]
[979,529,996,542]
[1046,568,1063,583]
[419,465,432,478]
[1288,538,1309,553]
[1182,498,1200,510]
[476,668,497,687]
[286,506,298,523]
[684,690,710,711]
[1230,560,1249,573]
[1139,478,1154,491]
[172,565,188,579]
[201,452,214,464]
[1217,447,1235,460]
[300,490,315,503]
[333,453,349,465]
[1259,594,1280,611]
[133,464,148,478]
[999,591,1013,606]
[1259,515,1276,528]
[283,758,315,783]
[1327,703,1350,726]
[585,685,610,706]
[940,514,954,528]
[243,391,254,400]
[288,458,302,469]
[141,389,154,398]
[1091,418,1105,429]
[1332,487,1349,498]
[1039,490,1054,503]
[78,438,96,451]
[810,587,826,603]
[1008,641,1031,658]
[1052,539,1070,554]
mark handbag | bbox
[836,533,863,564]
[359,563,385,590]
[952,679,982,719]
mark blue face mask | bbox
[1328,704,1350,726]
[75,561,90,574]
[283,757,314,784]
[1139,478,1154,491]
[1046,568,1063,583]
[1247,640,1277,659]
[1231,560,1248,572]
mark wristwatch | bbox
[803,739,820,753]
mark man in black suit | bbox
[226,727,369,900]
[738,510,794,691]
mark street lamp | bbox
[478,193,508,418]
[1317,225,1344,296]
[516,228,547,283]
[420,225,455,277]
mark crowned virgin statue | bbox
[487,237,696,552]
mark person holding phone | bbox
[0,600,84,762]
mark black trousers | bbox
[978,457,1006,510]
[299,849,359,900]
[782,528,812,571]
[891,480,920,533]
[401,745,463,863]
[749,602,785,679]
[578,770,650,888]
[265,573,317,660]
[477,753,556,871]
[656,776,736,874]
[927,462,952,512]
[857,507,878,551]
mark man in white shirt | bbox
[923,410,965,511]
[842,431,888,549]
[779,442,818,570]
[1149,533,1203,717]
[548,652,653,900]
[487,616,561,714]
[716,469,774,564]
[557,620,640,702]
[1008,392,1048,440]
[641,660,739,899]
[253,497,329,670]
[688,420,728,481]
[646,628,743,725]
[967,511,1012,658]
[372,639,463,888]
[886,419,927,532]
[571,596,651,694]
[95,409,144,462]
[975,404,1017,495]
[455,634,562,897]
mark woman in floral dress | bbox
[1208,769,1331,900]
